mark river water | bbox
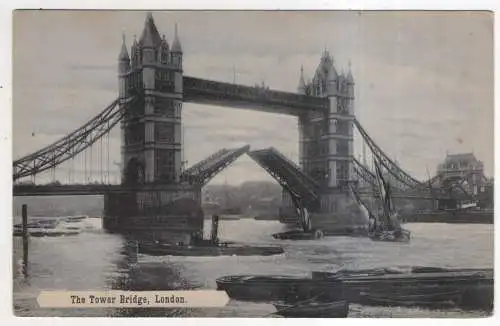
[12,196,494,318]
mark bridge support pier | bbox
[103,184,203,244]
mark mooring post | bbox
[210,214,220,243]
[22,204,29,277]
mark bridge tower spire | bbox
[119,12,184,185]
[297,65,306,94]
[171,23,183,70]
[118,33,130,99]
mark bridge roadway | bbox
[182,76,329,116]
[12,184,199,197]
[356,188,450,200]
[13,183,446,200]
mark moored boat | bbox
[216,266,493,310]
[63,215,88,222]
[219,215,241,221]
[272,229,324,240]
[369,228,411,243]
[13,229,80,237]
[254,215,278,221]
[358,290,462,309]
[138,242,284,257]
[216,274,343,302]
[273,300,349,318]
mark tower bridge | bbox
[13,13,487,240]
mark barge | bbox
[272,229,324,240]
[216,266,493,310]
[138,241,284,257]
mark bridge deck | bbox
[180,145,250,186]
[247,147,320,210]
[183,76,329,115]
[13,183,198,197]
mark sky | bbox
[12,10,494,185]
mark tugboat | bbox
[138,214,284,257]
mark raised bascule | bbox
[12,13,492,241]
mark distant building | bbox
[436,153,487,196]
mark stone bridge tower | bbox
[290,51,362,229]
[118,13,183,185]
[107,13,202,242]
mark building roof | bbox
[139,12,163,48]
[445,153,478,163]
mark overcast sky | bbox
[12,10,493,185]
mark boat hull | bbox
[369,229,411,243]
[216,275,344,302]
[273,300,349,318]
[272,230,324,240]
[217,267,494,310]
[138,243,284,257]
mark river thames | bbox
[12,196,493,318]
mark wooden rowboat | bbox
[273,300,349,318]
[359,290,462,309]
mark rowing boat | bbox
[273,300,349,318]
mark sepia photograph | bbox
[11,9,494,318]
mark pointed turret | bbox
[171,23,182,53]
[118,34,130,99]
[346,60,354,84]
[297,65,306,94]
[118,34,130,74]
[346,60,354,100]
[130,35,140,67]
[139,12,162,48]
[170,23,183,69]
[119,33,130,62]
[159,34,170,64]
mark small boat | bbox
[216,274,343,302]
[14,230,80,237]
[219,215,241,221]
[63,216,87,222]
[254,215,278,221]
[272,229,324,240]
[273,300,349,318]
[369,228,411,243]
[358,290,462,309]
[138,242,284,257]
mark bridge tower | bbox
[105,13,203,242]
[289,51,361,230]
[119,12,183,185]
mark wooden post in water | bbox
[22,204,28,277]
[210,214,220,244]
